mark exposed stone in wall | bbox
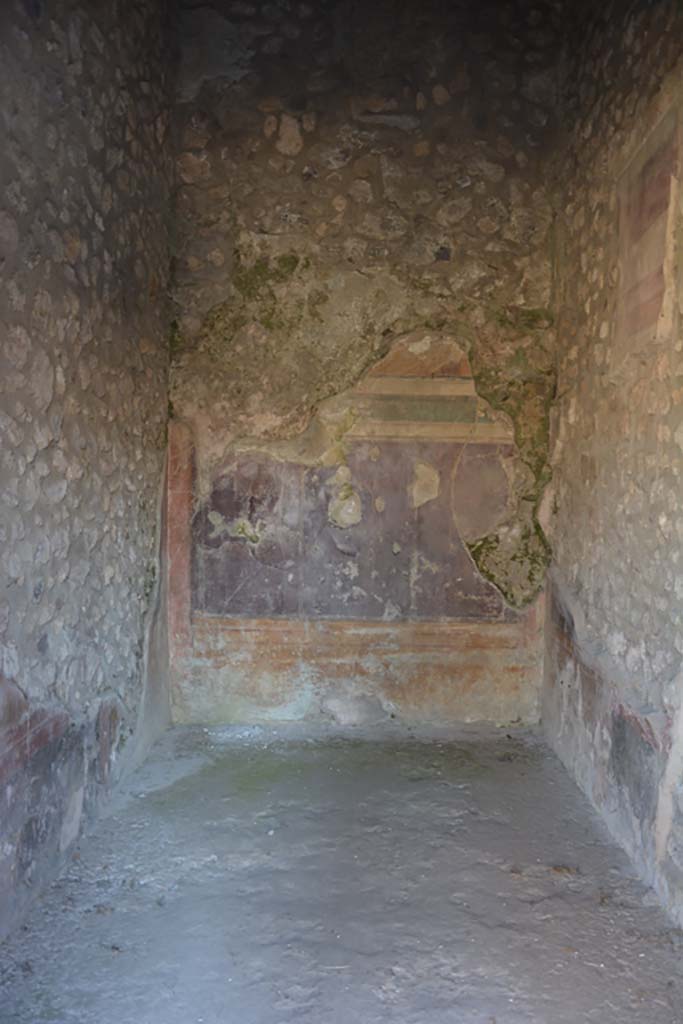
[170,0,562,607]
[544,0,683,926]
[467,306,555,606]
[0,0,172,937]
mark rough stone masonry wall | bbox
[169,0,562,723]
[544,0,683,926]
[0,0,172,938]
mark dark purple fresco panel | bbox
[192,440,515,621]
[376,440,504,621]
[413,488,505,620]
[300,444,413,619]
[193,455,303,616]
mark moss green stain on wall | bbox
[467,305,556,607]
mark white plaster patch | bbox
[410,461,440,509]
[407,336,432,354]
[328,488,362,529]
[59,786,84,853]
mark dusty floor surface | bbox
[1,726,682,1024]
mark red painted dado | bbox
[543,581,670,879]
[0,676,69,788]
[0,675,137,939]
[174,605,545,725]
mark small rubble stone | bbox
[432,84,450,106]
[275,114,304,155]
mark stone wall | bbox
[169,0,562,723]
[543,0,683,926]
[0,0,172,938]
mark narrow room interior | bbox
[1,0,683,1020]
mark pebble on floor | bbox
[0,725,681,1024]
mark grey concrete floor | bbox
[1,725,682,1024]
